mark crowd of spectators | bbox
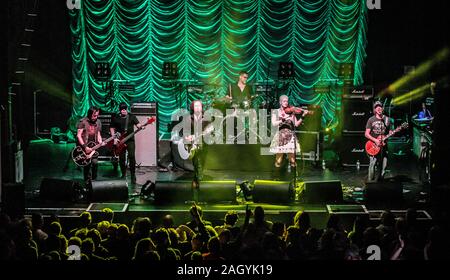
[1,206,449,260]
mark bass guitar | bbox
[365,122,408,156]
[112,116,156,157]
[72,133,120,167]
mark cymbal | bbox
[212,96,232,103]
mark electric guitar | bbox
[177,124,214,160]
[72,133,120,167]
[112,116,156,157]
[365,122,408,156]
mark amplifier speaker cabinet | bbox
[295,131,321,162]
[98,113,115,161]
[339,133,370,166]
[341,98,372,133]
[131,103,158,167]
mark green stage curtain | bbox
[70,0,367,135]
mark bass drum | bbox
[171,140,194,171]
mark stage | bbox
[14,139,432,232]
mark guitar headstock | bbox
[394,122,408,132]
[146,116,156,125]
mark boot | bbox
[272,166,281,181]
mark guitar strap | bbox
[94,120,98,143]
[124,114,130,134]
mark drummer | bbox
[221,71,255,142]
[226,70,254,109]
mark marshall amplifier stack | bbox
[339,86,373,167]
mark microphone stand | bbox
[291,109,307,199]
[292,114,299,199]
[264,58,271,108]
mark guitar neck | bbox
[120,122,149,143]
[91,135,115,150]
[382,128,402,141]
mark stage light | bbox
[278,62,295,79]
[162,62,178,79]
[140,180,155,199]
[238,181,252,201]
[94,62,111,80]
[392,76,448,106]
[392,84,430,106]
[338,63,354,86]
[379,47,449,97]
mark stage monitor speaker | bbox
[364,181,403,206]
[154,181,192,205]
[339,133,370,166]
[303,180,343,204]
[40,178,80,202]
[89,180,129,202]
[253,180,293,204]
[1,183,25,219]
[198,181,236,203]
[131,103,158,167]
[341,98,372,133]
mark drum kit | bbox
[175,78,276,111]
[203,89,267,112]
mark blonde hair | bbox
[279,95,289,104]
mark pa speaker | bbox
[198,181,236,203]
[40,178,80,202]
[154,181,192,204]
[253,180,293,203]
[1,183,25,219]
[303,180,343,204]
[365,181,403,206]
[89,180,129,202]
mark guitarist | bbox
[110,102,143,184]
[185,100,211,189]
[77,106,103,182]
[365,101,392,182]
